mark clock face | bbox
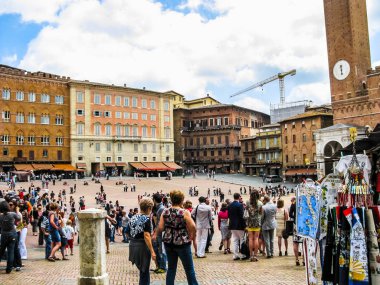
[333,60,350,80]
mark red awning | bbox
[103,163,116,167]
[129,162,148,170]
[163,162,182,170]
[115,163,127,167]
[285,168,317,176]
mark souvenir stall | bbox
[296,128,380,285]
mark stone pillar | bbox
[78,209,109,285]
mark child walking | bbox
[65,220,75,255]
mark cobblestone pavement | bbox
[0,175,307,285]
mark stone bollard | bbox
[78,208,109,285]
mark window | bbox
[123,112,130,119]
[266,138,270,149]
[115,96,121,106]
[302,133,307,142]
[56,137,63,146]
[211,150,214,156]
[41,114,50,124]
[106,142,111,152]
[164,115,170,122]
[115,124,122,136]
[224,117,229,125]
[293,154,297,163]
[152,156,156,161]
[28,113,36,124]
[42,149,48,158]
[94,94,101,104]
[55,115,63,125]
[142,114,147,120]
[93,110,101,117]
[28,92,36,102]
[41,136,50,145]
[166,144,170,153]
[132,126,138,137]
[117,156,123,162]
[285,136,288,144]
[95,143,100,152]
[143,144,147,153]
[166,156,170,162]
[2,134,9,144]
[134,144,138,152]
[203,137,207,145]
[284,124,288,129]
[77,123,84,135]
[292,134,296,143]
[106,156,112,162]
[165,128,171,139]
[41,94,50,103]
[77,109,84,116]
[292,122,295,128]
[115,111,121,119]
[134,156,138,161]
[142,126,147,138]
[302,120,305,127]
[117,143,122,152]
[257,139,262,148]
[311,119,315,126]
[76,91,84,103]
[78,156,84,161]
[203,150,207,156]
[216,117,221,126]
[55,95,64,104]
[16,112,24,123]
[217,136,222,144]
[312,133,316,141]
[105,95,111,105]
[28,135,35,145]
[124,125,130,136]
[16,135,24,145]
[2,89,10,100]
[150,100,156,109]
[141,99,147,108]
[152,143,156,153]
[94,123,101,136]
[77,143,84,152]
[303,154,307,164]
[226,149,229,155]
[258,153,263,160]
[123,97,129,107]
[104,111,111,118]
[286,155,289,163]
[210,137,214,144]
[164,101,169,111]
[2,148,8,156]
[16,91,24,101]
[150,114,156,121]
[105,125,112,136]
[132,113,138,120]
[210,118,214,126]
[143,157,147,162]
[313,153,316,162]
[132,97,138,107]
[274,137,278,146]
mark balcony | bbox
[183,158,241,164]
[181,125,241,132]
[113,135,141,142]
[184,143,240,150]
[13,157,28,162]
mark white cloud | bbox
[1,54,18,65]
[0,0,377,100]
[232,97,270,114]
[288,82,331,106]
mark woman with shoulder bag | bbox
[245,190,263,262]
[275,199,289,256]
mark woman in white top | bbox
[275,199,289,256]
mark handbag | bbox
[285,220,294,236]
[243,208,249,220]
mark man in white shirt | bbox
[191,196,212,258]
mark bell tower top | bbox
[323,0,371,102]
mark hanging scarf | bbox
[337,206,350,285]
[322,211,335,283]
[343,207,369,285]
[366,209,380,284]
[304,237,318,285]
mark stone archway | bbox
[323,141,342,175]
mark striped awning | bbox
[31,164,53,171]
[52,164,76,171]
[103,163,116,167]
[129,162,148,170]
[14,164,34,171]
[163,162,182,170]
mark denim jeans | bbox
[153,236,167,270]
[13,232,22,267]
[139,268,150,285]
[122,227,129,243]
[262,229,274,257]
[0,232,17,271]
[165,243,198,285]
[110,227,115,242]
[44,234,52,259]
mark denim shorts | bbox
[51,229,61,243]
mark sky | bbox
[0,0,379,114]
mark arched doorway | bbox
[323,141,342,175]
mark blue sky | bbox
[0,0,379,114]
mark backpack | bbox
[191,206,198,222]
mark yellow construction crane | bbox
[230,69,296,104]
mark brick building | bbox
[174,100,270,173]
[69,80,176,176]
[324,0,380,128]
[241,123,282,177]
[0,65,72,173]
[280,106,333,182]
